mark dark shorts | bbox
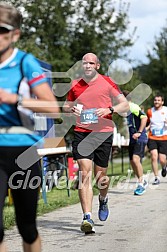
[72,131,113,168]
[129,141,146,160]
[147,139,167,155]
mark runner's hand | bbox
[96,108,111,117]
[71,106,81,116]
[132,132,141,140]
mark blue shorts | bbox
[129,141,146,160]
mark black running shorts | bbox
[72,131,113,168]
[147,139,167,155]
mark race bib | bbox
[152,128,163,136]
[80,108,98,124]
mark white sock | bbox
[99,194,108,201]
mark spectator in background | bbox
[147,94,167,185]
[123,90,148,195]
[0,2,59,252]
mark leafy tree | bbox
[69,0,135,73]
[138,23,167,104]
[10,0,75,71]
[10,0,135,74]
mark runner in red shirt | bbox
[63,53,129,234]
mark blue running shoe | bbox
[98,196,109,221]
[134,185,146,196]
[80,216,95,234]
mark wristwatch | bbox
[109,107,114,114]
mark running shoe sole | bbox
[80,220,95,234]
[134,190,146,196]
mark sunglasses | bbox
[0,26,11,34]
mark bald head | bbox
[82,53,100,64]
[82,53,100,81]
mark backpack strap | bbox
[15,52,34,130]
[17,52,29,93]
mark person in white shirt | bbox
[147,94,167,185]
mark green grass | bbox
[4,157,152,230]
[108,157,152,176]
[3,206,15,230]
[37,187,80,215]
[4,188,80,230]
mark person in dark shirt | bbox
[123,90,148,195]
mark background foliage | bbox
[10,0,135,73]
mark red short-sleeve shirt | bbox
[67,74,122,132]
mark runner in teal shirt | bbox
[0,2,59,251]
